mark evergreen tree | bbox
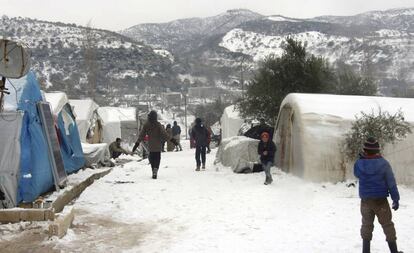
[237,38,334,123]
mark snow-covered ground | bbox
[1,142,413,252]
[40,142,414,253]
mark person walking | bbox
[191,118,209,171]
[109,138,131,159]
[257,132,276,185]
[172,121,183,151]
[132,111,175,179]
[165,124,175,152]
[354,137,403,253]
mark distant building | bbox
[162,92,182,106]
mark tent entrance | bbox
[276,104,294,173]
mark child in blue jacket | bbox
[354,137,403,253]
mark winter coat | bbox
[136,121,170,152]
[258,140,276,164]
[354,155,400,202]
[191,124,209,147]
[166,128,175,151]
[172,125,181,136]
[109,141,128,156]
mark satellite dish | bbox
[0,39,31,79]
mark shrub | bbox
[344,107,411,161]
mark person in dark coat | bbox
[109,138,131,159]
[132,111,176,179]
[191,118,209,171]
[172,121,183,151]
[257,132,276,185]
[354,137,403,253]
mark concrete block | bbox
[48,206,75,238]
[20,209,45,221]
[0,210,21,223]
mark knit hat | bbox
[195,118,202,125]
[261,132,270,139]
[363,137,380,151]
[148,110,157,123]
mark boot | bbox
[195,165,200,171]
[363,240,370,253]
[388,241,403,253]
[152,168,158,179]
[202,164,206,170]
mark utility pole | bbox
[184,93,188,140]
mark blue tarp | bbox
[14,72,54,203]
[56,104,85,174]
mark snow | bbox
[220,29,351,62]
[31,142,414,252]
[284,93,414,122]
[268,16,300,22]
[44,91,69,114]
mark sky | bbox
[0,0,413,31]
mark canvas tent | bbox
[0,72,55,207]
[220,105,244,140]
[44,92,85,174]
[274,93,414,185]
[69,99,102,144]
[97,107,138,147]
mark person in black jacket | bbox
[191,118,209,171]
[258,132,276,185]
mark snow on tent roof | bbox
[44,92,69,115]
[224,105,241,119]
[282,93,414,122]
[98,107,136,123]
[69,99,99,122]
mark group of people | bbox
[109,110,403,253]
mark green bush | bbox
[344,108,411,161]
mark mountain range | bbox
[1,7,414,105]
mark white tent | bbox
[69,99,101,143]
[215,136,260,173]
[274,93,414,186]
[97,107,138,146]
[220,105,244,140]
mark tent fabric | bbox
[97,107,138,146]
[56,104,85,174]
[215,136,260,173]
[220,105,244,139]
[69,99,100,143]
[44,92,68,115]
[274,93,414,185]
[5,72,56,204]
[0,112,23,208]
[45,94,85,174]
[82,143,109,166]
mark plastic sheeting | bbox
[56,104,85,174]
[0,112,23,208]
[220,105,244,139]
[82,143,109,166]
[215,136,260,173]
[13,72,55,203]
[275,93,414,185]
[98,107,138,146]
[69,99,99,142]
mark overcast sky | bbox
[1,0,413,31]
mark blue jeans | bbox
[262,161,273,182]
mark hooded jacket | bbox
[191,123,209,147]
[354,155,400,202]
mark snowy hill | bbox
[121,9,263,53]
[122,8,414,94]
[0,15,179,105]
